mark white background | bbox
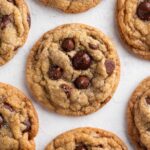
[0,0,150,149]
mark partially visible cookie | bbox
[45,127,128,150]
[127,77,150,150]
[0,0,31,66]
[0,82,38,150]
[26,23,120,116]
[40,0,100,13]
[117,0,150,60]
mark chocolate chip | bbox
[98,144,104,148]
[48,65,63,80]
[72,51,91,70]
[138,140,147,150]
[0,114,4,128]
[23,120,31,133]
[74,76,90,89]
[89,43,99,50]
[0,95,7,100]
[0,15,11,30]
[14,46,20,51]
[61,84,72,98]
[137,1,150,21]
[105,59,115,75]
[4,103,14,112]
[7,0,16,5]
[62,38,75,52]
[146,96,150,104]
[27,14,31,28]
[75,143,88,150]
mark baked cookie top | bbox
[127,77,150,150]
[40,0,100,13]
[0,82,38,150]
[45,127,127,150]
[26,24,120,116]
[0,0,30,66]
[117,0,150,60]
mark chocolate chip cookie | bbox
[40,0,100,13]
[117,0,150,60]
[26,24,120,116]
[45,127,127,150]
[0,0,31,66]
[127,77,150,150]
[0,82,38,150]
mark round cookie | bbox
[117,0,150,60]
[0,0,31,66]
[40,0,100,13]
[127,77,150,150]
[26,23,120,116]
[45,127,127,150]
[0,82,38,150]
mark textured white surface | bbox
[0,0,150,149]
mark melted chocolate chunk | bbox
[98,144,104,148]
[105,59,115,75]
[0,114,4,128]
[62,38,75,52]
[0,15,11,30]
[137,1,150,21]
[7,0,16,5]
[74,76,90,89]
[4,103,14,112]
[61,84,72,98]
[146,96,150,104]
[75,143,107,150]
[72,51,92,70]
[14,46,20,51]
[48,65,63,80]
[23,119,31,133]
[75,143,88,150]
[89,43,99,50]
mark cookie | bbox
[0,0,31,66]
[40,0,100,13]
[45,127,127,150]
[0,82,38,150]
[117,0,150,60]
[26,23,120,116]
[127,77,150,150]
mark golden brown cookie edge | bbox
[45,127,128,150]
[0,0,31,66]
[26,23,120,116]
[0,82,39,145]
[40,0,101,13]
[127,77,150,150]
[116,0,150,60]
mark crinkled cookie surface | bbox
[26,24,120,116]
[0,0,30,65]
[0,83,38,150]
[45,127,127,150]
[127,77,150,150]
[117,0,150,60]
[40,0,100,13]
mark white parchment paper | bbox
[0,0,150,149]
